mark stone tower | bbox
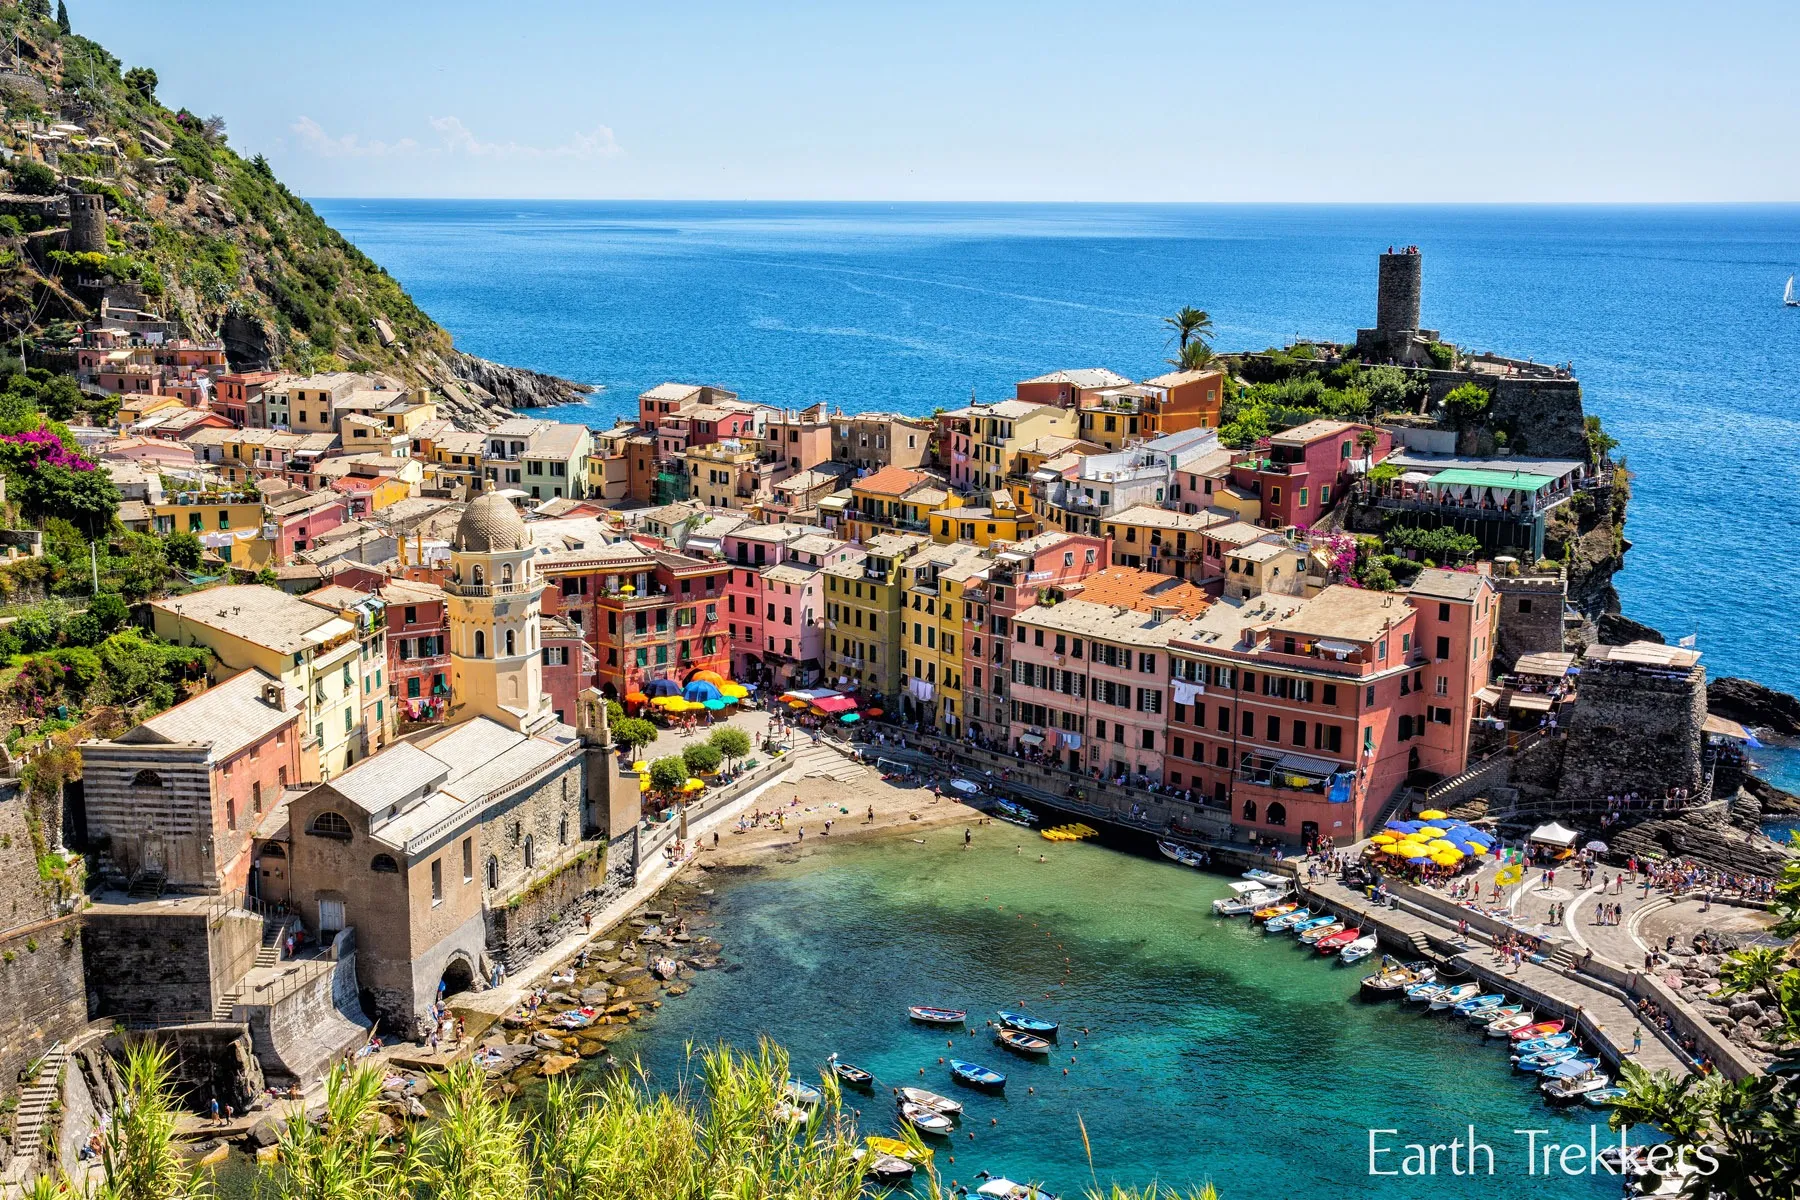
[68,193,106,254]
[445,492,557,736]
[1355,248,1440,365]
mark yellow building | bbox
[116,393,185,425]
[928,491,1036,546]
[1077,385,1159,450]
[1100,503,1226,585]
[587,424,633,501]
[901,543,989,735]
[846,466,965,543]
[684,440,770,509]
[961,400,1080,494]
[151,584,367,779]
[139,491,273,569]
[822,533,924,699]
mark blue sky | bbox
[69,0,1800,201]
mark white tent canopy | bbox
[1529,821,1579,847]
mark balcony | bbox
[443,578,537,598]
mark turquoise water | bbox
[312,200,1800,694]
[602,831,1624,1197]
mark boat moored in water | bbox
[1485,1011,1539,1037]
[949,1059,1007,1091]
[899,1101,956,1135]
[1431,983,1481,1010]
[1513,1034,1574,1056]
[996,1028,1052,1055]
[909,1005,968,1025]
[1242,868,1285,885]
[994,799,1039,827]
[976,1176,1061,1200]
[831,1059,874,1089]
[1158,840,1206,868]
[1299,920,1346,944]
[1453,993,1506,1017]
[997,1011,1059,1037]
[1508,1019,1567,1042]
[1466,1002,1523,1024]
[1541,1064,1610,1103]
[1360,956,1434,998]
[1252,901,1298,922]
[1582,1087,1627,1109]
[1339,934,1379,964]
[1264,907,1313,932]
[1512,1048,1581,1073]
[895,1086,962,1116]
[782,1079,822,1107]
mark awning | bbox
[1475,686,1504,706]
[1514,651,1577,677]
[1702,714,1751,740]
[811,695,857,714]
[1530,821,1578,847]
[1506,692,1554,712]
[1316,638,1358,656]
[1274,752,1339,779]
[1399,470,1433,484]
[1018,733,1045,748]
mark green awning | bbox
[1425,468,1559,493]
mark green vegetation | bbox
[612,716,656,756]
[647,755,689,797]
[1584,413,1619,467]
[2,607,210,736]
[1381,524,1483,566]
[1440,382,1491,427]
[1425,341,1455,369]
[6,159,58,195]
[1163,306,1213,352]
[710,725,752,768]
[681,740,722,776]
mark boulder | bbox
[1707,677,1800,737]
[1728,999,1766,1023]
[248,1118,282,1149]
[531,1032,564,1052]
[580,986,611,1005]
[539,1054,580,1077]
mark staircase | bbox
[1405,930,1436,960]
[7,1044,67,1174]
[212,918,292,1021]
[126,869,165,899]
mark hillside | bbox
[0,1,586,425]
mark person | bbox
[964,827,973,847]
[1038,854,1047,863]
[1632,1030,1642,1056]
[867,804,875,823]
[210,1097,220,1126]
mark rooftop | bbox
[1069,567,1211,617]
[854,465,931,497]
[1408,567,1491,602]
[1271,585,1408,643]
[1020,368,1132,389]
[1142,367,1224,388]
[1270,419,1357,446]
[108,669,304,761]
[153,585,355,654]
[1018,598,1204,650]
[1107,503,1224,533]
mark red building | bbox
[383,579,452,724]
[213,370,283,427]
[1229,420,1391,531]
[265,491,350,565]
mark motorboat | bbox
[994,799,1038,827]
[866,1134,932,1164]
[1430,983,1481,1011]
[909,1006,967,1025]
[996,1028,1052,1056]
[1314,927,1361,953]
[1339,934,1379,964]
[1452,993,1505,1017]
[976,1177,1061,1200]
[1541,1067,1611,1104]
[1512,1048,1581,1073]
[1252,901,1298,922]
[1485,1011,1539,1037]
[1243,868,1285,884]
[1582,1087,1627,1109]
[949,1059,1007,1091]
[1360,957,1433,998]
[1466,1003,1523,1025]
[830,1058,874,1089]
[1404,982,1446,1004]
[1513,1034,1574,1056]
[1158,840,1205,868]
[1214,888,1284,916]
[997,1011,1059,1038]
[1508,1019,1567,1042]
[895,1086,962,1117]
[1264,907,1313,932]
[857,1150,915,1184]
[899,1101,956,1135]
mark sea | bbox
[313,200,1800,700]
[596,830,1632,1199]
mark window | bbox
[486,855,499,889]
[1269,486,1281,506]
[474,630,486,657]
[1436,636,1451,660]
[252,781,263,814]
[1518,597,1533,613]
[523,835,536,869]
[309,811,352,839]
[371,854,399,873]
[431,859,443,902]
[132,768,163,788]
[226,797,236,831]
[506,629,517,656]
[1266,801,1287,827]
[463,838,473,882]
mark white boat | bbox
[1158,840,1205,868]
[976,1177,1060,1200]
[1212,881,1285,915]
[898,1101,955,1135]
[1485,1011,1538,1038]
[1339,934,1378,963]
[1430,983,1481,1011]
[1541,1071,1612,1103]
[1787,274,1798,307]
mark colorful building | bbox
[823,533,925,699]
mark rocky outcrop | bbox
[411,349,592,430]
[1708,677,1800,737]
[1598,611,1664,646]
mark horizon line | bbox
[302,196,1800,208]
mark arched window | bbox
[1266,801,1287,827]
[260,841,286,859]
[485,855,499,889]
[523,835,535,869]
[474,630,485,658]
[370,854,399,873]
[131,768,164,788]
[309,811,353,839]
[501,563,514,584]
[1241,798,1257,822]
[505,629,516,656]
[472,564,485,585]
[558,812,568,845]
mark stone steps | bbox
[7,1044,67,1171]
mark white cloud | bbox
[426,116,622,159]
[290,116,419,159]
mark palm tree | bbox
[1167,341,1216,372]
[1163,307,1213,352]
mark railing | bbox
[443,578,538,598]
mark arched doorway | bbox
[439,954,476,1000]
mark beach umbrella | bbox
[1416,825,1447,839]
[701,698,727,711]
[691,670,729,686]
[1585,840,1609,852]
[1385,820,1422,834]
[787,698,808,709]
[1370,833,1399,845]
[1418,809,1448,820]
[682,778,706,793]
[1427,839,1457,852]
[650,695,680,708]
[840,712,861,723]
[624,691,648,705]
[638,777,649,792]
[1405,852,1431,864]
[720,683,750,699]
[646,678,681,698]
[684,680,723,703]
[866,707,884,717]
[1432,850,1464,868]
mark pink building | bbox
[541,614,597,726]
[382,578,451,724]
[1229,420,1391,530]
[763,403,834,473]
[938,410,975,490]
[265,491,349,564]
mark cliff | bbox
[0,4,587,425]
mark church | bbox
[283,493,630,1029]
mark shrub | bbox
[1425,342,1455,369]
[648,755,689,796]
[1440,382,1491,427]
[681,742,722,776]
[710,726,752,766]
[7,160,59,196]
[612,717,656,756]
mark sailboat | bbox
[1786,275,1798,307]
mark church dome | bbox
[452,492,530,553]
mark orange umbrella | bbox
[691,670,729,686]
[624,692,648,705]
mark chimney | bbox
[263,681,286,711]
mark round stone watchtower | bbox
[1376,250,1422,334]
[68,193,106,254]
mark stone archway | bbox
[439,952,477,1000]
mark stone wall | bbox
[1485,377,1588,461]
[80,904,260,1024]
[1491,573,1567,668]
[1556,663,1705,803]
[0,917,87,1100]
[133,1023,265,1111]
[485,847,616,969]
[239,934,369,1086]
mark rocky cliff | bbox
[0,5,587,425]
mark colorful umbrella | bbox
[1418,809,1448,820]
[866,707,884,717]
[691,670,729,686]
[720,683,750,699]
[681,778,706,792]
[651,695,681,708]
[624,691,649,705]
[703,699,729,711]
[1427,839,1457,852]
[1370,833,1399,845]
[684,680,723,703]
[1416,826,1447,839]
[840,712,861,723]
[645,678,680,698]
[631,760,647,772]
[1386,820,1422,833]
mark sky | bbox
[66,0,1800,202]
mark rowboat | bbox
[1339,934,1378,964]
[1404,982,1446,1004]
[1508,1019,1566,1042]
[1360,957,1433,998]
[1453,993,1505,1017]
[995,799,1038,827]
[908,1005,967,1025]
[996,1028,1052,1055]
[831,1060,874,1089]
[1485,1011,1539,1037]
[949,1059,1006,1091]
[782,1079,822,1107]
[1289,915,1335,937]
[1513,1034,1574,1055]
[1430,983,1481,1011]
[1299,920,1345,944]
[1264,907,1312,932]
[997,1011,1059,1038]
[858,1151,916,1184]
[1243,868,1284,884]
[1465,1003,1522,1024]
[976,1177,1061,1200]
[1582,1087,1627,1109]
[1315,927,1361,953]
[895,1086,962,1116]
[899,1101,956,1135]
[1252,901,1298,922]
[1512,1048,1581,1073]
[867,1134,932,1163]
[1158,840,1204,868]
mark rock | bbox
[1695,955,1721,974]
[1707,677,1800,737]
[248,1117,282,1148]
[577,1039,605,1057]
[581,986,610,1004]
[664,982,690,997]
[1706,1012,1733,1027]
[615,965,649,983]
[436,350,590,412]
[605,1002,633,1017]
[1728,999,1766,1022]
[1733,1018,1760,1041]
[593,940,618,953]
[548,991,576,1006]
[532,1032,564,1051]
[539,1054,580,1077]
[1597,612,1664,646]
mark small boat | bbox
[1299,920,1345,944]
[1339,934,1378,964]
[895,1086,962,1116]
[1512,1048,1581,1073]
[867,1134,933,1163]
[976,1177,1061,1200]
[1513,1034,1574,1056]
[949,1059,1006,1091]
[899,1101,956,1135]
[1243,868,1284,884]
[1453,993,1505,1017]
[1264,907,1313,932]
[1541,1067,1610,1104]
[858,1150,916,1184]
[1252,901,1298,922]
[909,1006,967,1026]
[1582,1087,1627,1109]
[1289,915,1336,937]
[1214,887,1284,916]
[831,1059,874,1089]
[1360,956,1430,998]
[1404,982,1446,1004]
[1158,840,1204,868]
[1508,1019,1566,1042]
[1430,983,1481,1011]
[995,799,1038,827]
[782,1079,822,1107]
[1787,274,1799,307]
[772,1101,807,1125]
[997,1011,1059,1038]
[1485,1011,1539,1038]
[1466,1003,1523,1025]
[996,1028,1052,1056]
[1315,927,1360,953]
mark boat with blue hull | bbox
[1453,993,1505,1017]
[950,1059,1007,1091]
[997,1011,1059,1038]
